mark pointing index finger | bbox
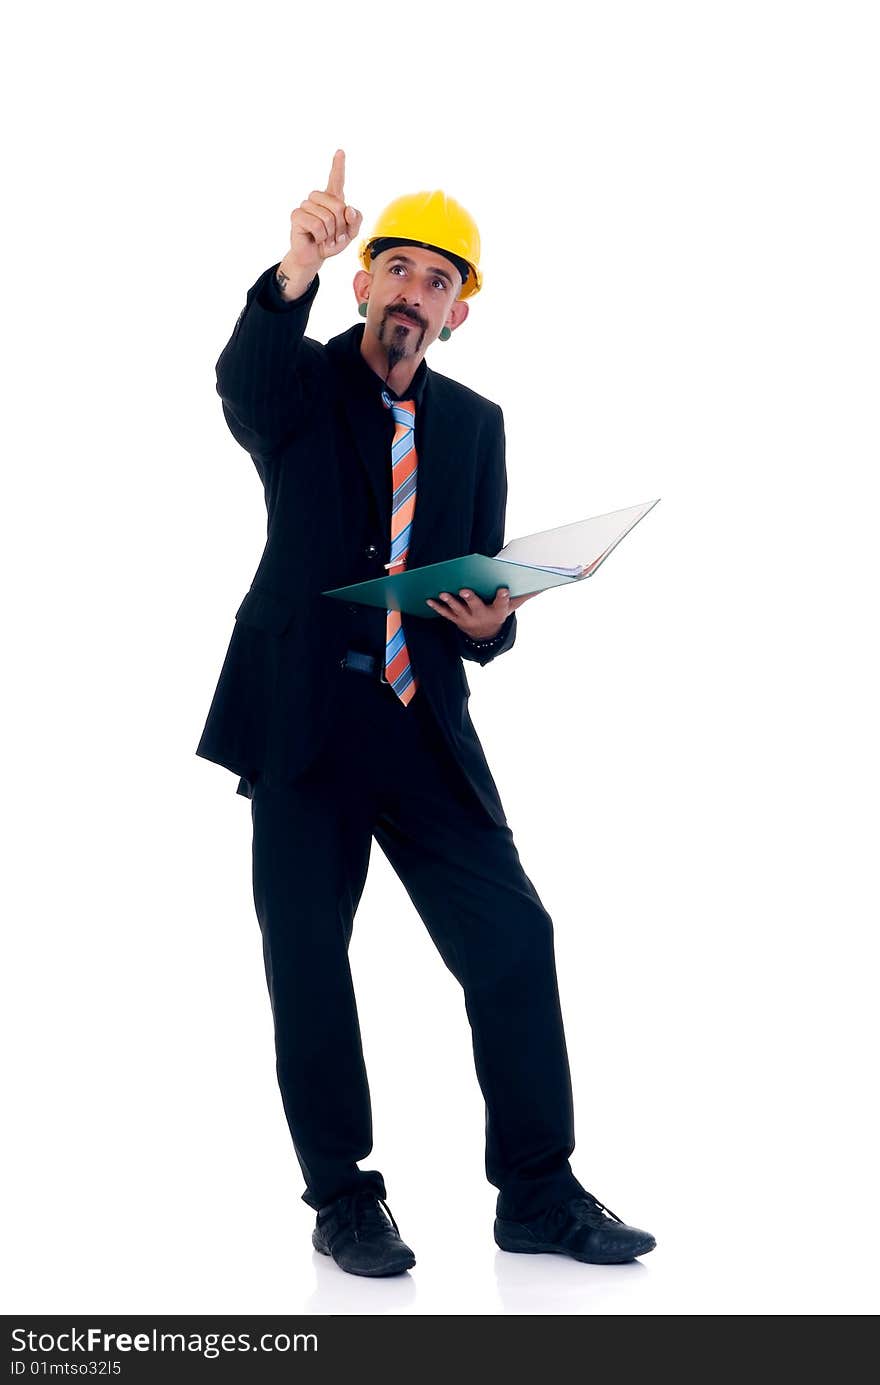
[326,148,345,199]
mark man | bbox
[196,150,656,1277]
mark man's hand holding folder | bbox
[322,500,660,623]
[425,584,539,640]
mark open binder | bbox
[322,499,660,618]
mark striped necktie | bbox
[381,389,419,705]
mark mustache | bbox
[385,305,425,329]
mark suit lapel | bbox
[326,329,390,538]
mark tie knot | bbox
[381,389,415,418]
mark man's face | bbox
[367,244,463,358]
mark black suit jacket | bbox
[195,265,517,826]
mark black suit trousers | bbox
[249,660,587,1220]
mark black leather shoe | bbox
[312,1193,416,1277]
[495,1190,656,1265]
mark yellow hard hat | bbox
[358,190,482,299]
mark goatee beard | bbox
[385,342,405,384]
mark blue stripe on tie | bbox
[392,434,414,465]
[390,524,412,561]
[392,665,414,695]
[386,626,405,661]
[392,472,417,510]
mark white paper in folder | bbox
[494,500,660,578]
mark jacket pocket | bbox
[234,585,299,635]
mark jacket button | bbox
[346,604,358,614]
[364,544,379,559]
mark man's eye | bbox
[432,279,445,290]
[390,264,405,275]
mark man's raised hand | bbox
[287,149,363,276]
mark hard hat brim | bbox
[358,236,482,300]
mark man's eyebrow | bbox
[387,254,454,285]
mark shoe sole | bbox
[312,1233,416,1277]
[494,1230,656,1265]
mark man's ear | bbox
[353,268,372,309]
[446,300,470,334]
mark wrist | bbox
[464,617,509,648]
[275,256,317,302]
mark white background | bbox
[4,0,878,1317]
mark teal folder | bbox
[323,554,576,618]
[322,499,659,619]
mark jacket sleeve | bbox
[457,403,517,667]
[215,264,321,460]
